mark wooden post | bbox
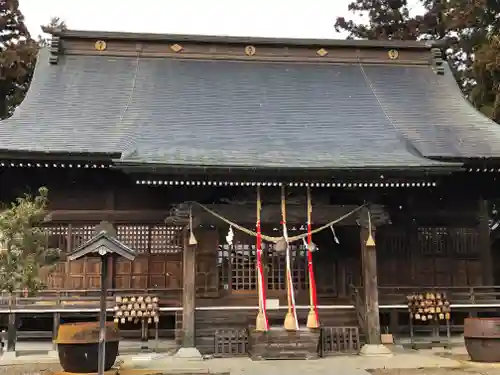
[52,312,60,351]
[6,312,16,353]
[182,230,196,347]
[97,253,109,375]
[478,199,493,285]
[360,218,381,345]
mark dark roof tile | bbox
[1,47,497,169]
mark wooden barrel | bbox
[464,318,500,362]
[56,322,120,373]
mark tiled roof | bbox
[1,46,498,169]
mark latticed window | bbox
[266,243,308,291]
[217,244,231,291]
[417,227,479,256]
[217,232,308,292]
[116,224,184,254]
[231,243,257,290]
[46,224,184,254]
[46,225,69,250]
[46,224,95,252]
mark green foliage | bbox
[335,0,500,124]
[471,35,500,123]
[0,0,38,120]
[334,0,422,40]
[0,187,61,294]
[0,0,67,120]
[37,17,67,47]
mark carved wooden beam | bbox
[48,210,170,223]
[357,205,390,228]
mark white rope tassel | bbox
[226,226,234,246]
[188,206,197,245]
[283,221,299,330]
[330,225,340,244]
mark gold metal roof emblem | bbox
[170,44,183,53]
[316,48,328,57]
[245,45,256,56]
[94,40,107,51]
[388,49,399,60]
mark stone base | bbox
[51,371,118,375]
[359,344,393,357]
[0,351,17,360]
[48,349,59,357]
[173,347,203,361]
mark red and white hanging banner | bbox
[256,219,269,330]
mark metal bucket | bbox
[464,317,500,362]
[56,322,120,373]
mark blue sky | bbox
[20,0,425,39]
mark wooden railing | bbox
[352,285,500,306]
[1,285,500,312]
[0,288,182,311]
[350,284,366,333]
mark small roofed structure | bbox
[66,221,136,375]
[67,221,136,261]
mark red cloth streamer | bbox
[256,220,269,330]
[307,223,319,324]
[287,269,298,328]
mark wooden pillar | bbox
[7,312,16,352]
[360,208,381,346]
[389,310,398,336]
[478,199,493,285]
[182,231,196,348]
[52,312,60,351]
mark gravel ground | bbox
[0,363,61,375]
[370,369,500,375]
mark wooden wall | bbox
[0,167,493,306]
